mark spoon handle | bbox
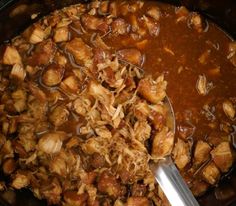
[151,157,200,206]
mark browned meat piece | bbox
[65,38,93,66]
[63,191,88,206]
[188,12,206,33]
[49,105,69,127]
[202,162,220,185]
[117,48,143,66]
[193,140,211,166]
[23,24,47,44]
[81,14,109,33]
[60,76,80,93]
[143,16,160,37]
[88,81,113,107]
[126,197,149,206]
[152,127,174,159]
[109,2,117,17]
[175,6,189,22]
[27,99,47,121]
[90,153,105,169]
[98,1,109,15]
[133,101,151,120]
[228,41,236,67]
[222,100,235,120]
[138,76,167,104]
[40,178,62,205]
[190,180,209,197]
[3,46,22,65]
[173,138,190,169]
[11,173,30,189]
[98,171,123,198]
[211,142,233,172]
[73,97,91,116]
[112,18,130,35]
[151,110,166,130]
[11,89,27,113]
[134,121,151,143]
[146,6,161,21]
[42,64,64,87]
[2,158,16,175]
[53,26,69,43]
[131,183,147,197]
[10,64,26,81]
[49,152,67,176]
[38,131,65,154]
[27,39,56,66]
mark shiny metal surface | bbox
[150,97,200,206]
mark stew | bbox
[0,0,235,205]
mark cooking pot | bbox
[0,0,235,206]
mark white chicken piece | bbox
[3,46,22,65]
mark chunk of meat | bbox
[49,105,69,127]
[12,89,27,113]
[73,97,91,116]
[81,14,109,33]
[38,131,65,154]
[64,191,88,206]
[138,76,167,104]
[42,64,64,87]
[188,12,206,33]
[173,138,190,169]
[134,121,151,143]
[40,178,62,205]
[222,100,235,119]
[117,48,143,66]
[133,101,151,120]
[11,173,30,189]
[98,171,123,198]
[143,16,160,37]
[175,6,189,22]
[23,24,46,44]
[146,6,161,21]
[27,39,56,66]
[10,64,26,81]
[194,140,211,165]
[112,18,130,35]
[2,158,16,175]
[28,83,47,102]
[202,162,220,185]
[53,26,69,43]
[126,197,149,206]
[65,38,93,66]
[60,76,80,93]
[88,81,113,107]
[152,127,174,159]
[211,142,233,172]
[3,46,22,65]
[90,153,105,169]
[228,41,236,67]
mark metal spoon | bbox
[150,97,200,206]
